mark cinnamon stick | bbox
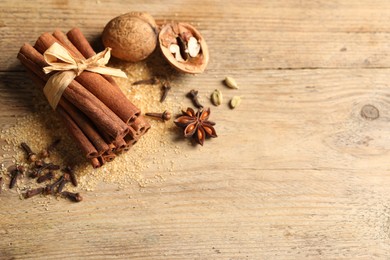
[112,137,127,152]
[130,116,151,136]
[66,28,96,58]
[90,157,102,168]
[102,152,116,163]
[99,130,117,152]
[124,126,138,146]
[57,107,99,158]
[52,29,84,58]
[107,143,116,152]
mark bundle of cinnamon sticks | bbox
[17,28,150,168]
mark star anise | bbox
[174,107,217,145]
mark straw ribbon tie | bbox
[42,42,127,109]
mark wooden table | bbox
[2,0,390,259]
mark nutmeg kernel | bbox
[102,12,158,62]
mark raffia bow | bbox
[42,42,127,109]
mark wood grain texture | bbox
[2,0,390,259]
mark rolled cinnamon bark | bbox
[53,29,84,58]
[57,107,99,158]
[99,130,117,152]
[66,28,96,58]
[106,142,116,152]
[112,137,127,152]
[124,126,138,146]
[90,157,102,168]
[131,116,151,136]
[102,152,116,163]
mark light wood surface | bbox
[2,0,390,259]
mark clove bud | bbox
[24,187,44,199]
[9,165,24,189]
[21,142,37,162]
[61,191,83,202]
[44,175,64,195]
[62,166,78,187]
[145,111,171,121]
[58,173,71,193]
[187,89,203,109]
[160,84,171,103]
[36,172,54,183]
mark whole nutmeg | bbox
[102,12,158,62]
[158,22,209,74]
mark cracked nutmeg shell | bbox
[102,12,158,62]
[158,22,209,74]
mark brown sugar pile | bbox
[0,57,186,193]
